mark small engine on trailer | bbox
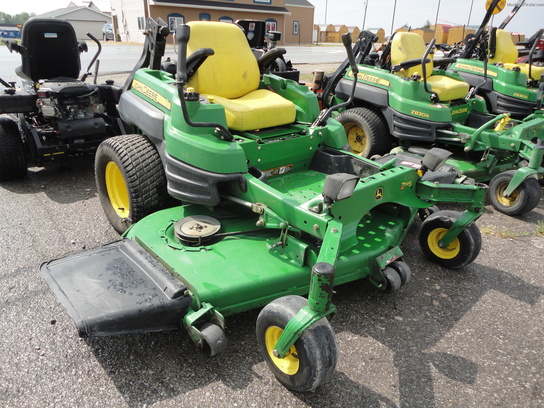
[0,18,124,181]
[31,81,108,141]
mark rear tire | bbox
[488,170,541,216]
[336,107,392,158]
[95,134,171,234]
[0,116,27,181]
[256,295,337,392]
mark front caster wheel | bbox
[95,134,171,234]
[382,260,411,294]
[488,170,541,216]
[256,295,337,392]
[418,210,481,269]
[198,323,228,357]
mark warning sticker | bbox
[263,164,293,177]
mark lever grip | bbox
[342,33,358,75]
[176,24,191,85]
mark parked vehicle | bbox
[0,18,124,181]
[317,24,544,216]
[41,19,486,392]
[102,23,114,41]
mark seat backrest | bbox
[488,29,518,64]
[18,19,81,82]
[187,21,260,99]
[390,32,433,78]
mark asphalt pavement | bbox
[0,153,543,407]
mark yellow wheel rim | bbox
[265,326,299,375]
[105,161,130,218]
[494,182,519,207]
[427,227,461,260]
[344,123,367,156]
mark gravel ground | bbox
[1,64,543,407]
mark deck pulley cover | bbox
[174,215,221,244]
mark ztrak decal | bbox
[513,93,528,99]
[132,79,172,110]
[454,63,498,77]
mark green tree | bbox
[423,19,432,28]
[0,11,35,25]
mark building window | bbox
[293,21,299,35]
[219,16,233,23]
[168,14,185,32]
[137,17,145,31]
[265,19,277,33]
[199,13,211,21]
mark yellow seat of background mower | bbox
[391,32,469,101]
[490,29,544,80]
[187,21,296,131]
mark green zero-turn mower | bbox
[320,20,544,217]
[40,19,486,392]
[447,0,544,120]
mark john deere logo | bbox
[375,187,384,200]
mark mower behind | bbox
[447,0,543,119]
[321,27,544,217]
[0,19,124,181]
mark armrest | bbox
[258,48,286,72]
[4,40,22,54]
[391,58,430,72]
[186,48,215,79]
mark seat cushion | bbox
[503,63,544,81]
[206,89,296,131]
[427,75,469,101]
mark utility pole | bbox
[467,0,475,26]
[362,0,369,30]
[390,0,398,37]
[433,0,441,37]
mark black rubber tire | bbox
[0,116,27,181]
[382,266,402,294]
[256,295,337,392]
[199,323,228,357]
[418,205,440,222]
[335,107,392,158]
[271,57,287,72]
[95,134,171,234]
[418,210,482,269]
[389,260,412,286]
[488,170,541,216]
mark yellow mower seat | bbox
[187,21,296,131]
[391,32,469,101]
[490,29,544,80]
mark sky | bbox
[1,0,542,36]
